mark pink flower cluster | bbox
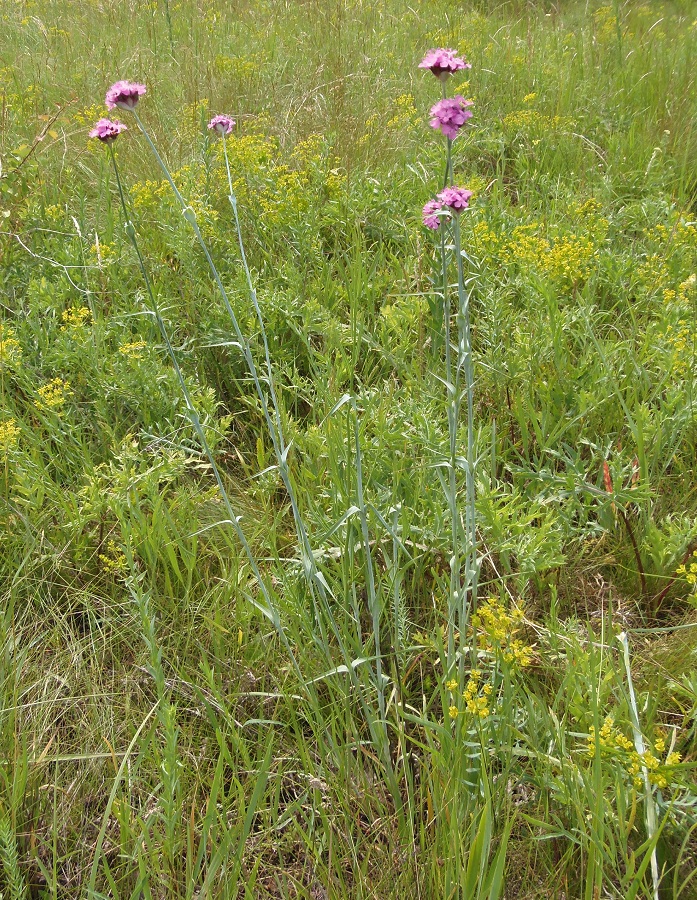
[90,80,147,147]
[419,48,470,80]
[422,199,444,230]
[422,188,473,230]
[439,186,473,211]
[89,118,127,143]
[429,96,473,140]
[418,48,476,229]
[207,114,236,136]
[105,80,147,111]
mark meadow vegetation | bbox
[1,0,697,896]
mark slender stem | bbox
[691,270,696,445]
[108,145,301,678]
[442,220,458,668]
[133,110,318,593]
[162,0,175,55]
[620,632,659,900]
[440,96,459,671]
[442,227,452,385]
[352,400,386,745]
[619,507,648,600]
[221,137,285,452]
[130,112,396,790]
[442,138,454,190]
[453,213,478,655]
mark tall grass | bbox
[1,0,697,896]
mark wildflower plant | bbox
[676,550,697,603]
[4,5,697,898]
[36,377,72,411]
[429,96,474,140]
[419,48,471,80]
[417,50,514,897]
[105,81,146,111]
[89,118,127,142]
[471,596,532,668]
[0,326,22,370]
[93,82,398,792]
[419,49,478,671]
[90,108,294,648]
[0,418,20,457]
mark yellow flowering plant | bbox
[585,717,686,793]
[36,377,72,412]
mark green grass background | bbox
[1,0,697,896]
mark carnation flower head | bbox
[422,198,446,230]
[419,48,471,80]
[437,186,473,212]
[89,118,127,144]
[430,96,473,140]
[207,114,236,136]
[105,81,146,111]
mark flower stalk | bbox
[108,95,395,789]
[107,142,301,676]
[420,51,479,670]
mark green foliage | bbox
[1,0,697,896]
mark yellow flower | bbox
[448,706,459,719]
[642,751,660,770]
[119,340,147,359]
[61,307,91,329]
[98,540,127,577]
[445,678,459,692]
[616,733,633,751]
[666,752,681,766]
[36,378,72,411]
[473,598,533,666]
[0,325,22,369]
[649,773,668,789]
[627,755,641,776]
[463,678,478,700]
[0,418,20,455]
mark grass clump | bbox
[1,0,697,897]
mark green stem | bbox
[133,110,320,612]
[108,144,300,677]
[352,399,386,737]
[619,632,659,900]
[453,213,478,660]
[442,217,458,668]
[130,112,397,793]
[162,0,175,55]
[221,137,285,455]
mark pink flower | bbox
[207,114,236,136]
[437,186,473,213]
[429,96,473,140]
[419,48,471,80]
[105,81,146,111]
[89,118,127,143]
[422,199,446,229]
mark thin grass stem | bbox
[108,145,302,681]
